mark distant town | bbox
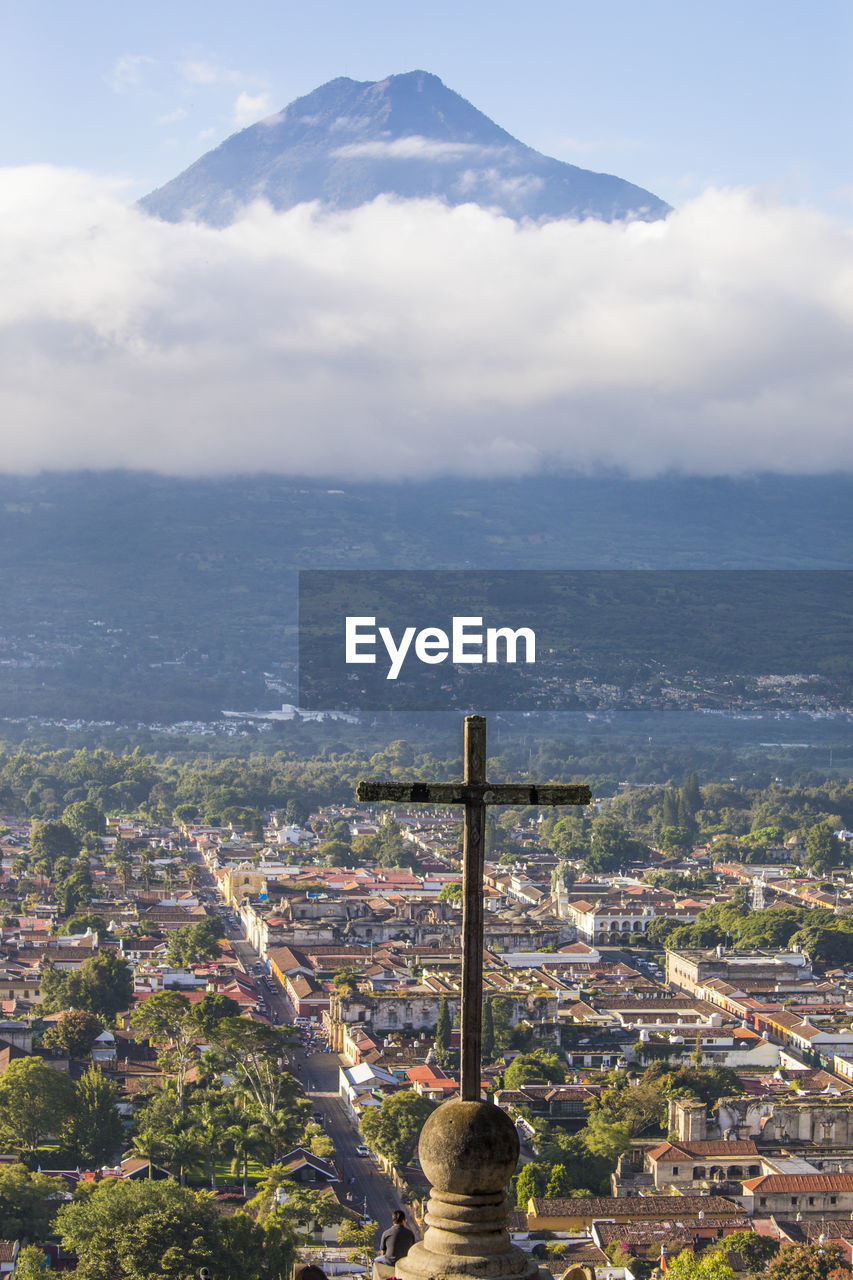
[1,753,853,1278]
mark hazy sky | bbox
[2,2,852,479]
[3,0,852,209]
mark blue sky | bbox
[3,0,852,211]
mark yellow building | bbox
[221,862,267,907]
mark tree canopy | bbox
[0,1057,76,1155]
[359,1091,436,1167]
[40,951,134,1020]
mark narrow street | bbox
[210,886,415,1235]
[293,1045,413,1233]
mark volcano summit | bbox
[140,70,670,226]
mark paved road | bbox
[296,1046,414,1234]
[201,877,415,1235]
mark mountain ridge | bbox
[0,471,849,723]
[140,70,671,225]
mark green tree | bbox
[338,1218,379,1267]
[649,1063,743,1108]
[504,1051,566,1089]
[723,1231,779,1270]
[41,951,134,1021]
[438,882,463,902]
[42,1008,104,1059]
[604,1242,640,1274]
[173,804,200,825]
[131,992,196,1108]
[359,1091,436,1167]
[128,1125,170,1179]
[665,1247,737,1280]
[29,820,80,866]
[165,919,224,967]
[284,799,308,826]
[789,918,853,966]
[707,835,742,863]
[65,1065,123,1167]
[0,1164,69,1242]
[586,813,648,874]
[59,867,94,915]
[491,996,514,1050]
[683,773,702,819]
[0,1057,76,1155]
[82,950,135,1018]
[61,801,106,839]
[59,914,108,939]
[515,1163,543,1209]
[236,1169,305,1273]
[186,993,241,1037]
[435,997,452,1065]
[544,1163,573,1197]
[582,1112,632,1164]
[189,1092,231,1191]
[211,1019,301,1123]
[266,1179,349,1235]
[13,1246,51,1280]
[662,789,680,829]
[373,820,415,869]
[310,1131,336,1160]
[659,825,694,854]
[55,1177,221,1280]
[551,859,577,891]
[332,966,360,995]
[803,821,845,875]
[766,1242,848,1280]
[316,839,357,866]
[163,1120,205,1189]
[224,1116,267,1197]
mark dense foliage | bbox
[359,1091,437,1167]
[1,738,852,837]
[515,1061,745,1199]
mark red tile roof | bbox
[744,1174,853,1193]
[646,1140,758,1162]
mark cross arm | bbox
[356,780,590,806]
[481,783,591,806]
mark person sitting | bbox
[372,1209,415,1280]
[294,1265,328,1280]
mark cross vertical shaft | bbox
[460,714,486,1101]
[356,716,590,1111]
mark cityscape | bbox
[1,4,852,1279]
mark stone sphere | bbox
[418,1098,519,1195]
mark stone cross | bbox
[357,714,591,1100]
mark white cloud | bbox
[233,92,277,129]
[180,59,243,87]
[107,54,155,94]
[455,169,544,202]
[332,136,502,161]
[328,115,373,134]
[157,107,188,126]
[1,168,852,481]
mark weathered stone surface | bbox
[396,1099,538,1280]
[419,1098,519,1195]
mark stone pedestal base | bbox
[394,1097,538,1280]
[396,1186,537,1280]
